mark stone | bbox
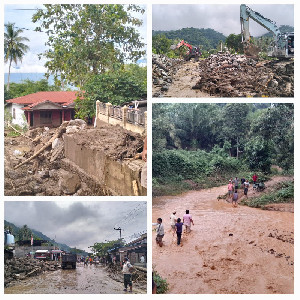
[58,170,81,195]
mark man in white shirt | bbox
[153,218,164,247]
[170,211,177,231]
[122,257,134,292]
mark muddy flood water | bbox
[152,177,294,294]
[5,263,142,294]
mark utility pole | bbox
[114,227,123,240]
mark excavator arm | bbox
[240,4,281,43]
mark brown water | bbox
[152,177,294,294]
[5,263,139,294]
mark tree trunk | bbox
[7,58,12,92]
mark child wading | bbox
[175,218,184,245]
[232,190,238,207]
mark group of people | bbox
[227,174,258,207]
[153,210,194,247]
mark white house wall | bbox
[11,103,27,127]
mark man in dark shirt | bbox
[175,218,184,245]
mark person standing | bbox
[174,218,184,245]
[232,190,238,207]
[233,177,239,190]
[252,173,258,185]
[170,211,177,231]
[241,177,246,188]
[183,210,194,233]
[244,179,250,198]
[153,218,164,247]
[122,257,134,293]
[228,180,234,199]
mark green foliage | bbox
[4,22,30,91]
[153,28,226,51]
[242,180,294,208]
[4,79,61,101]
[90,240,124,257]
[225,33,243,53]
[152,34,173,54]
[152,103,293,195]
[33,4,145,88]
[153,270,169,294]
[75,65,146,118]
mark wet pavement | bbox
[5,263,134,294]
[152,177,294,294]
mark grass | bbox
[241,180,294,208]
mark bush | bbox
[153,270,169,294]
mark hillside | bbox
[4,220,71,252]
[152,27,226,50]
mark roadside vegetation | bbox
[152,103,294,197]
[241,180,294,208]
[153,269,169,294]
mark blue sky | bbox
[4,4,147,73]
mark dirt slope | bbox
[163,60,211,98]
[152,176,294,294]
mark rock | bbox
[52,137,63,149]
[58,170,81,194]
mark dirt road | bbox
[4,263,145,294]
[163,60,211,98]
[152,177,294,294]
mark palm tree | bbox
[4,22,30,91]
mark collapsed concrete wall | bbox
[63,129,146,196]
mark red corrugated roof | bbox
[6,91,80,105]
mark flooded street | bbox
[5,263,141,294]
[152,177,294,294]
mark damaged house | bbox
[6,91,78,128]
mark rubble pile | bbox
[106,264,147,291]
[192,54,294,97]
[4,120,144,196]
[4,119,88,196]
[5,257,60,287]
[152,54,184,97]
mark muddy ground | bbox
[4,262,146,294]
[4,121,144,196]
[152,54,294,98]
[152,176,294,294]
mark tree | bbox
[17,225,32,241]
[76,65,146,118]
[32,4,145,88]
[225,33,243,53]
[4,23,30,91]
[152,34,172,54]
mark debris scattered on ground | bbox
[152,53,294,98]
[5,257,60,288]
[106,264,147,291]
[152,54,184,97]
[192,54,294,97]
[4,120,144,196]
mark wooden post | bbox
[122,106,128,129]
[95,101,100,128]
[106,103,112,124]
[144,111,147,135]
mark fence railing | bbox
[95,101,147,135]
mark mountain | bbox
[4,220,71,252]
[153,27,227,51]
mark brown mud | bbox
[4,122,143,196]
[152,176,294,294]
[4,263,146,294]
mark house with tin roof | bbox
[6,91,79,128]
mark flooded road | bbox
[152,177,294,294]
[5,263,139,294]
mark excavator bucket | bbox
[243,43,261,57]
